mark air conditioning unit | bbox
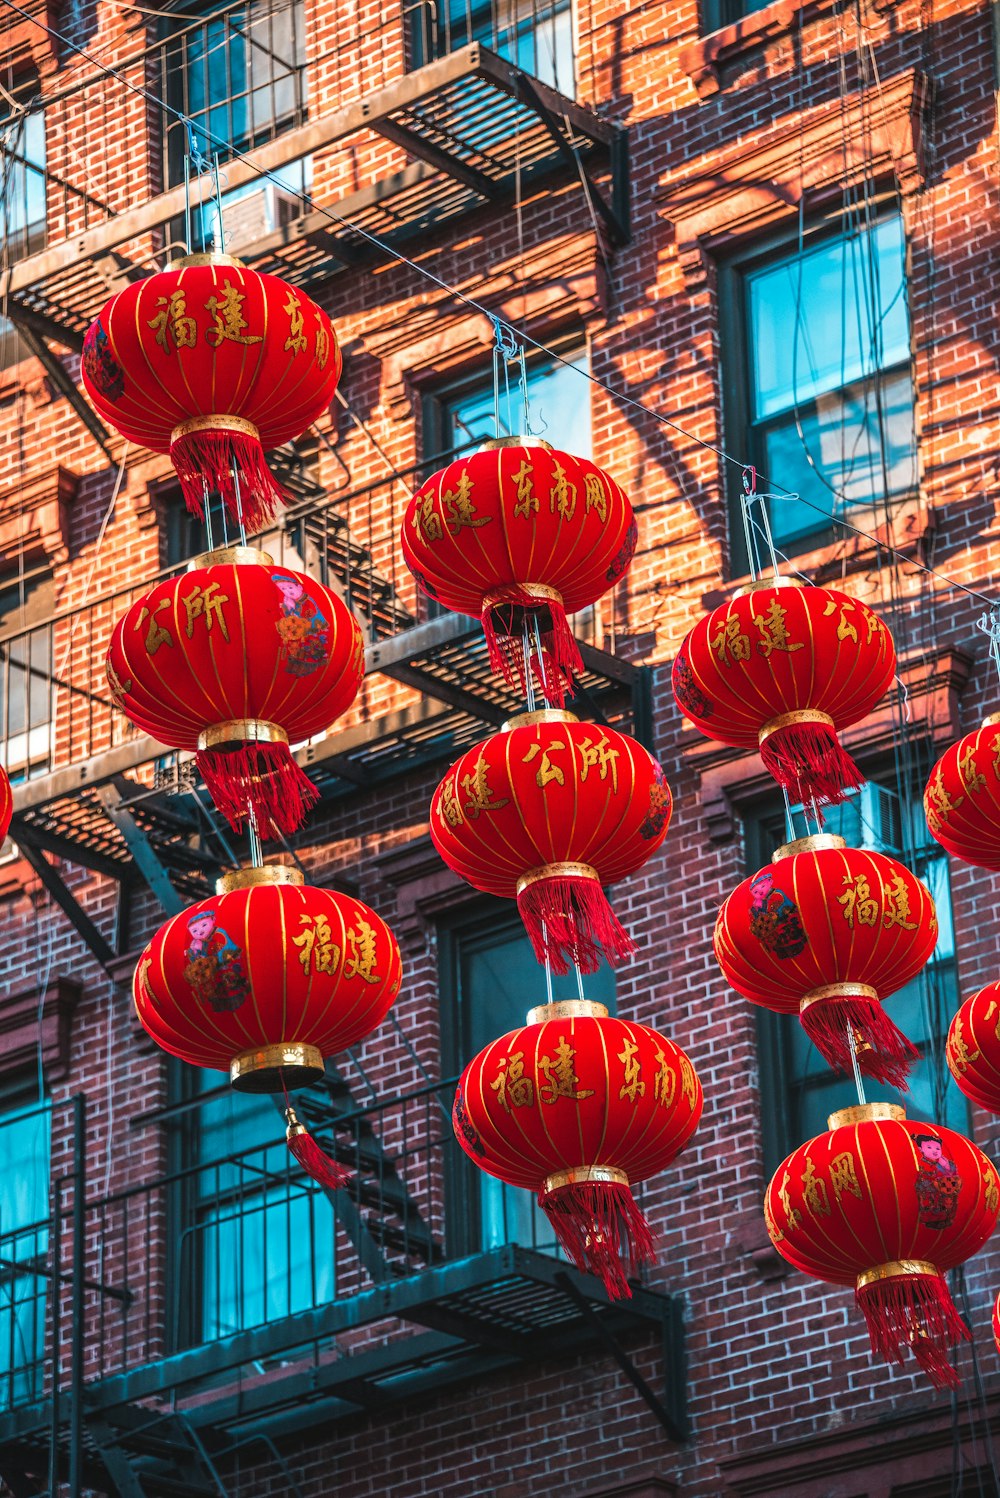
[219,182,301,253]
[859,781,904,854]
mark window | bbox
[721,212,917,562]
[0,1100,50,1410]
[753,779,966,1174]
[702,0,763,31]
[172,1076,334,1346]
[412,0,574,94]
[158,0,308,252]
[1,85,46,368]
[425,344,591,462]
[439,902,615,1255]
[0,577,54,781]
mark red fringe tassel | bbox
[800,995,919,1089]
[286,1117,352,1192]
[760,721,865,810]
[481,590,583,707]
[540,1180,656,1301]
[856,1270,967,1389]
[196,740,319,838]
[517,874,636,976]
[170,427,288,535]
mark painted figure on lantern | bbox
[913,1134,961,1229]
[273,573,331,676]
[747,870,808,959]
[183,910,251,1013]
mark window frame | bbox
[718,202,917,574]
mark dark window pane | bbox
[440,346,591,458]
[0,1102,50,1410]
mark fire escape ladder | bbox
[85,1407,229,1497]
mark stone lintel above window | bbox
[657,67,929,290]
[0,464,78,570]
[0,975,82,1082]
[679,0,843,100]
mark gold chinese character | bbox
[680,1055,698,1108]
[985,1165,999,1215]
[491,1051,534,1112]
[414,493,444,544]
[924,766,963,834]
[148,289,197,353]
[801,1156,830,1218]
[549,461,578,522]
[283,291,307,354]
[512,460,538,519]
[204,280,263,347]
[576,733,621,792]
[292,913,339,975]
[584,473,608,523]
[107,658,132,709]
[315,323,331,370]
[439,779,463,828]
[881,871,918,931]
[523,740,566,788]
[618,1035,645,1103]
[460,750,509,820]
[538,1036,594,1105]
[137,597,174,655]
[764,1193,784,1244]
[711,615,751,666]
[443,472,488,534]
[987,999,1000,1042]
[960,745,986,796]
[865,611,886,645]
[948,1015,980,1075]
[753,598,804,659]
[181,580,230,641]
[653,1048,676,1108]
[838,872,879,928]
[830,1150,862,1204]
[778,1168,802,1232]
[344,918,379,983]
[823,596,859,643]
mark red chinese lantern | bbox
[946,982,1000,1113]
[672,580,895,809]
[454,999,702,1299]
[924,717,1000,871]
[0,765,11,845]
[400,438,636,704]
[81,255,342,532]
[993,1290,1000,1357]
[135,865,402,1184]
[429,710,672,974]
[715,834,937,1086]
[107,546,364,836]
[765,1102,999,1387]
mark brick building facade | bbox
[1,0,999,1490]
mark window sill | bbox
[679,0,843,98]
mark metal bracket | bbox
[95,780,186,917]
[513,74,630,246]
[14,834,117,972]
[554,1270,689,1443]
[10,320,114,460]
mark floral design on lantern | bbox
[765,1102,999,1387]
[429,710,671,974]
[924,716,1000,871]
[107,546,364,837]
[715,834,937,1086]
[672,580,895,809]
[401,439,636,705]
[946,981,1000,1113]
[81,256,342,532]
[134,866,402,1092]
[453,1000,702,1299]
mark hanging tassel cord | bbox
[540,1180,656,1302]
[171,427,287,534]
[481,593,582,706]
[760,722,865,809]
[283,1088,352,1192]
[518,874,636,976]
[856,1271,967,1389]
[196,740,319,837]
[799,996,918,1089]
